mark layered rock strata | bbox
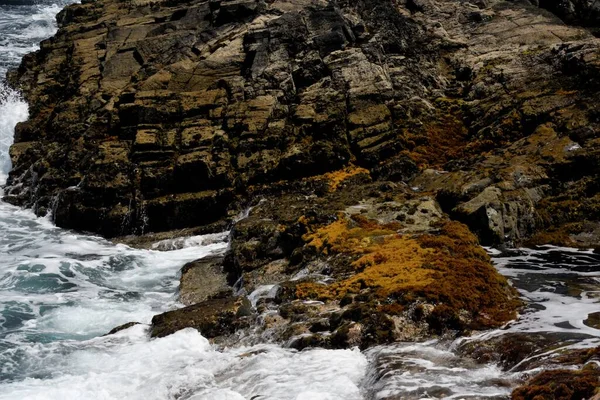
[6,0,600,248]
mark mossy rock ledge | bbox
[152,175,520,348]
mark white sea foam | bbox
[484,247,600,340]
[0,85,27,183]
[151,232,230,251]
[0,203,229,339]
[363,341,515,399]
[0,325,367,400]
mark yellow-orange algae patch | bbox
[296,216,519,328]
[320,165,370,191]
[297,215,433,300]
[414,221,520,328]
[301,214,399,256]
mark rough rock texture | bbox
[6,0,600,248]
[179,255,230,305]
[532,0,600,35]
[214,171,519,348]
[6,0,600,355]
[511,346,600,400]
[150,295,253,338]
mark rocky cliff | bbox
[6,0,600,247]
[5,0,600,357]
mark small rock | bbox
[150,296,253,338]
[179,255,230,306]
[104,322,141,336]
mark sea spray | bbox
[0,84,27,183]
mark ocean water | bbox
[0,2,598,399]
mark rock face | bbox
[6,0,600,247]
[179,255,230,306]
[533,0,600,35]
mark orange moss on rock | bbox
[319,165,370,191]
[399,100,498,169]
[414,221,521,328]
[525,229,578,248]
[301,214,399,256]
[403,114,470,168]
[297,232,434,300]
[296,216,519,329]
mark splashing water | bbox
[0,85,27,183]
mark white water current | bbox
[0,2,598,399]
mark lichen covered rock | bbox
[218,173,520,348]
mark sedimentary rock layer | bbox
[6,0,600,246]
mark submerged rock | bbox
[458,332,596,371]
[511,346,600,400]
[104,322,141,336]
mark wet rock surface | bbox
[205,173,520,348]
[104,321,141,336]
[150,295,253,338]
[511,346,600,399]
[458,331,597,371]
[179,255,231,306]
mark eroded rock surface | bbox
[179,255,230,306]
[150,295,253,338]
[6,0,600,248]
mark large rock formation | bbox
[5,0,600,248]
[152,172,520,348]
[6,0,600,354]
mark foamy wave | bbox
[0,326,367,400]
[0,84,28,185]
